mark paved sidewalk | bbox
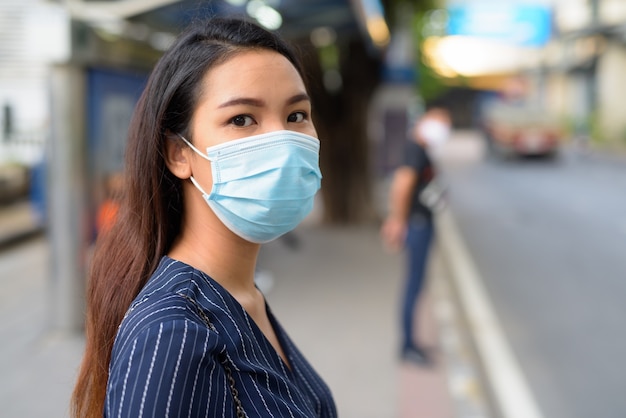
[0,203,491,417]
[261,223,491,418]
[261,224,451,418]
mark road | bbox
[438,131,626,418]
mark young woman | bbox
[72,17,336,417]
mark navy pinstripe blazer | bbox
[105,256,337,417]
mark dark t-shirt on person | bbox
[403,140,435,220]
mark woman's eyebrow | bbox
[287,93,311,105]
[218,93,310,109]
[218,97,265,108]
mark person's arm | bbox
[380,166,418,252]
[105,318,228,417]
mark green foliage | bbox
[412,9,449,102]
[588,111,604,144]
[382,0,449,102]
[318,44,339,71]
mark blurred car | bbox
[481,100,562,159]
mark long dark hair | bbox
[71,17,304,417]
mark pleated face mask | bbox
[179,130,322,243]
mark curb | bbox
[435,207,544,418]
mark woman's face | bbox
[170,49,317,239]
[185,49,316,192]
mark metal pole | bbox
[48,64,89,333]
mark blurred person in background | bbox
[95,171,124,236]
[380,105,451,366]
[71,17,336,418]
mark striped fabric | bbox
[105,257,337,418]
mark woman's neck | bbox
[168,218,261,298]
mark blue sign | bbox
[447,1,552,47]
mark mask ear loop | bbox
[188,175,210,197]
[177,134,211,162]
[177,134,211,197]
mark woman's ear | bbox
[164,134,192,180]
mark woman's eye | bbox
[230,115,254,127]
[287,112,307,123]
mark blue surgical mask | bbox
[179,130,322,243]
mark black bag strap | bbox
[179,293,246,418]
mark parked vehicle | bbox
[482,102,562,158]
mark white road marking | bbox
[436,208,544,418]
